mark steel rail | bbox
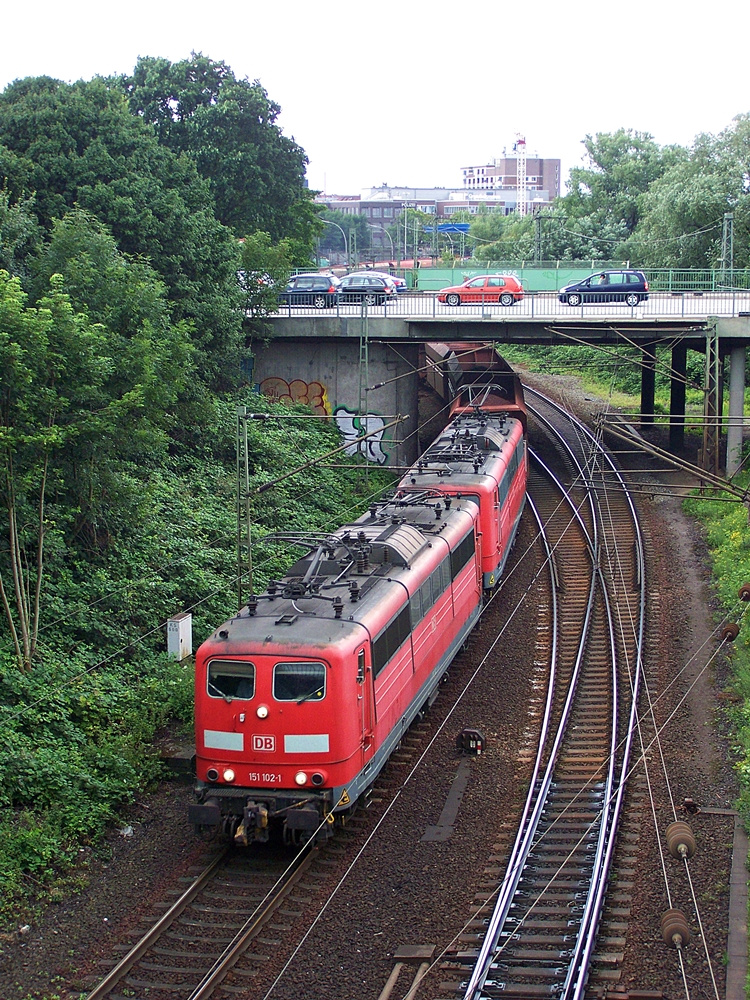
[463,388,644,1000]
[84,843,314,1000]
[524,386,647,999]
[83,848,230,1000]
[186,849,315,1000]
[462,493,561,1000]
[544,398,647,999]
[464,449,600,1000]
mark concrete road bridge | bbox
[251,292,750,478]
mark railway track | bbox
[83,844,318,1000]
[438,387,646,999]
[82,723,438,1000]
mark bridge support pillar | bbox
[727,343,746,477]
[669,342,687,452]
[640,343,656,425]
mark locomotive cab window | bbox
[273,661,326,702]
[507,442,520,478]
[207,660,255,700]
[498,439,524,507]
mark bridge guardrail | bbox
[274,289,750,321]
[301,266,750,293]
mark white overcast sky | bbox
[3,0,749,197]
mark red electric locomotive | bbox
[189,368,526,846]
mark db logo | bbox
[252,735,275,751]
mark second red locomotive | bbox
[189,361,526,845]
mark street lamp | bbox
[320,218,348,267]
[367,223,395,266]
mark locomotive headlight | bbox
[294,771,307,786]
[256,704,269,719]
[223,768,236,782]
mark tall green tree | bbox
[0,191,40,282]
[0,272,109,670]
[630,115,750,269]
[317,209,372,261]
[393,208,433,264]
[472,211,535,262]
[543,212,633,262]
[0,254,193,670]
[563,129,686,233]
[0,75,242,386]
[549,129,687,260]
[238,231,296,318]
[31,209,173,336]
[121,54,314,244]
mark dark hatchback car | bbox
[558,269,649,306]
[278,273,339,308]
[337,273,397,305]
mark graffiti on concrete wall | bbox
[334,407,388,465]
[259,377,330,415]
[258,378,389,465]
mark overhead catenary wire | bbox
[568,367,696,990]
[439,374,737,997]
[260,485,564,1000]
[586,416,697,996]
[542,323,705,393]
[0,411,411,728]
[0,406,404,651]
[0,464,399,731]
[518,385,703,995]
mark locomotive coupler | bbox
[234,801,270,845]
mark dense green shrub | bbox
[0,649,193,910]
[683,484,750,818]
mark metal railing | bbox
[295,265,750,293]
[274,288,750,321]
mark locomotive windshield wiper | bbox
[296,688,323,704]
[207,679,233,703]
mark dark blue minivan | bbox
[559,270,649,306]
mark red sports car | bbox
[438,274,524,306]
